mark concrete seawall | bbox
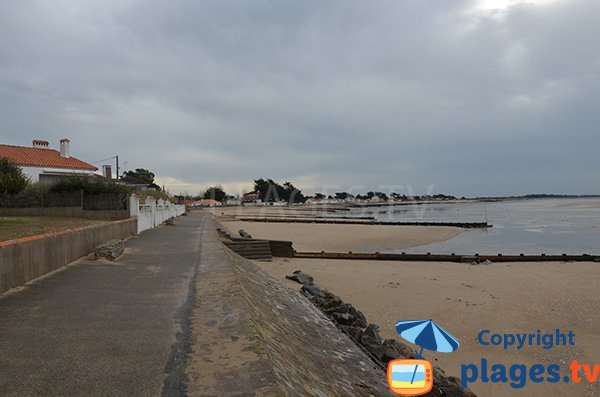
[192,215,394,396]
[230,252,394,395]
[0,218,137,294]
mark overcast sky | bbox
[1,0,599,197]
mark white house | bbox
[0,139,97,183]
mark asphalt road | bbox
[0,213,204,397]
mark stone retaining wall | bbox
[224,231,395,395]
[0,218,137,294]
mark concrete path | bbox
[0,213,204,397]
[184,215,281,396]
[1,211,393,397]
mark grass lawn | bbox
[0,217,106,242]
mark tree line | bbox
[195,179,307,204]
[314,192,459,201]
[195,180,462,204]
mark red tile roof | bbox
[0,144,97,171]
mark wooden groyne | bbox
[293,251,600,263]
[233,214,375,220]
[347,200,471,208]
[238,216,490,228]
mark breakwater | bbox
[239,217,490,228]
[294,251,600,263]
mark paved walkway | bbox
[0,213,204,396]
[0,211,392,396]
[184,215,281,396]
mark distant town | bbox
[178,178,600,208]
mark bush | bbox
[0,158,29,194]
[136,190,171,201]
[48,177,131,195]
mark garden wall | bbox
[0,218,137,294]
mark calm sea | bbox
[347,198,600,255]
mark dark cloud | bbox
[0,0,598,196]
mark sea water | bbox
[348,198,600,255]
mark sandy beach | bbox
[222,220,463,252]
[224,214,600,397]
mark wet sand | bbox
[239,219,600,397]
[222,221,463,252]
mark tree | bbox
[253,178,307,203]
[123,168,161,190]
[375,192,389,201]
[282,181,306,203]
[203,186,227,202]
[391,192,408,201]
[335,192,352,200]
[0,158,29,194]
[253,178,283,202]
[253,178,272,201]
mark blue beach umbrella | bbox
[395,319,460,358]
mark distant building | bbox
[0,139,97,183]
[242,191,260,203]
[185,199,222,207]
[225,197,241,206]
[305,198,341,205]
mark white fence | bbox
[129,196,186,234]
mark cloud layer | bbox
[1,0,599,196]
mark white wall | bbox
[129,195,186,234]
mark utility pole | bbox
[116,155,120,180]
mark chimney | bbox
[102,164,112,180]
[59,138,70,158]
[32,140,50,149]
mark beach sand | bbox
[235,219,600,397]
[221,221,463,252]
[260,259,599,396]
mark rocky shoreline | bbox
[286,270,477,397]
